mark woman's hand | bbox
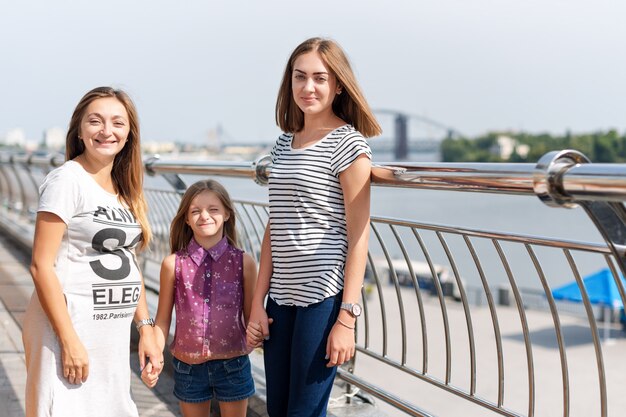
[325,317,356,368]
[138,327,164,374]
[60,335,89,384]
[246,301,272,348]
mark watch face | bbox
[352,303,362,317]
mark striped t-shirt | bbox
[268,124,372,306]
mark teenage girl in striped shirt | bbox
[246,37,381,417]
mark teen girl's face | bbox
[186,190,230,241]
[291,51,341,116]
[79,97,129,161]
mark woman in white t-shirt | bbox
[246,38,382,416]
[23,87,162,417]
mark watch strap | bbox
[340,302,362,317]
[135,318,154,331]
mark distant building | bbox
[2,128,26,147]
[142,141,177,155]
[44,127,66,150]
[491,135,530,159]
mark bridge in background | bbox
[372,109,463,160]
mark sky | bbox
[1,0,625,145]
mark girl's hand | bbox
[141,361,160,388]
[246,302,272,348]
[61,335,89,385]
[325,320,356,368]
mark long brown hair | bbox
[169,180,238,253]
[66,86,152,250]
[276,37,382,138]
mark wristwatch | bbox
[135,318,154,331]
[340,302,362,318]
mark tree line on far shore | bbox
[441,129,626,163]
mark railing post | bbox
[145,155,187,193]
[533,149,626,280]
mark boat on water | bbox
[365,256,463,300]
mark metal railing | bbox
[1,149,626,417]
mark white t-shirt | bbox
[23,160,143,417]
[268,125,371,306]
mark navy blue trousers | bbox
[263,294,342,417]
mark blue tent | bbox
[552,268,626,309]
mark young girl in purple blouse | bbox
[141,179,257,417]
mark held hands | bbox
[246,302,273,348]
[138,327,164,387]
[61,335,89,385]
[325,312,356,368]
[141,361,160,388]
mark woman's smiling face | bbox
[79,97,129,160]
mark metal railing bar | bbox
[15,152,64,169]
[23,165,42,216]
[233,205,255,258]
[392,226,428,372]
[379,225,407,360]
[249,204,270,246]
[357,282,366,351]
[371,163,536,195]
[388,225,411,366]
[166,191,182,217]
[492,240,535,417]
[4,153,626,203]
[336,368,437,417]
[431,231,455,385]
[373,216,612,254]
[463,236,505,407]
[563,249,607,417]
[438,233,477,395]
[153,192,176,252]
[147,190,170,237]
[363,252,382,349]
[354,348,526,417]
[237,204,262,262]
[247,204,267,255]
[371,161,626,202]
[411,229,447,376]
[146,159,259,179]
[369,223,390,355]
[8,165,28,216]
[0,167,12,208]
[148,190,179,260]
[414,230,451,381]
[525,244,570,417]
[605,255,626,310]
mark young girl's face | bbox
[186,190,230,240]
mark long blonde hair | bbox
[66,86,152,250]
[169,180,238,253]
[276,37,382,137]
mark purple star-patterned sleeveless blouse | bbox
[170,237,249,364]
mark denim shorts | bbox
[172,355,255,403]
